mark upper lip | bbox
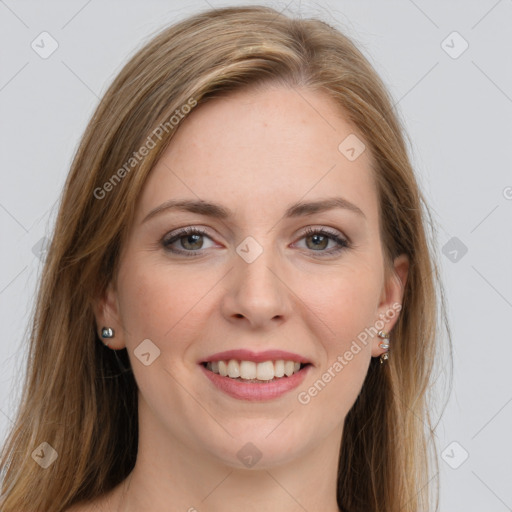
[201,349,312,365]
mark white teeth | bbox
[284,360,295,377]
[205,359,305,381]
[256,361,275,381]
[227,359,240,378]
[274,360,285,378]
[240,360,256,379]
[218,360,228,377]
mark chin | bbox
[198,417,314,469]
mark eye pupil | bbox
[182,234,203,250]
[306,234,328,250]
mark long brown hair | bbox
[0,5,452,511]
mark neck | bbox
[107,398,343,512]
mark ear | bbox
[371,253,409,357]
[93,281,126,350]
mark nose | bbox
[221,244,292,329]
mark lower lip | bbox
[200,364,311,401]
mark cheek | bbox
[295,260,382,344]
[292,262,379,410]
[116,260,210,343]
[294,269,377,423]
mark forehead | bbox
[136,85,379,225]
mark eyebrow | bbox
[141,196,366,225]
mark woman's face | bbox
[95,85,408,469]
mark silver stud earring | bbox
[378,330,390,364]
[101,327,115,346]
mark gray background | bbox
[1,1,511,510]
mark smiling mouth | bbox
[202,360,311,383]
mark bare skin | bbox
[72,84,408,512]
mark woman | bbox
[0,5,451,512]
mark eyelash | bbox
[161,226,350,257]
